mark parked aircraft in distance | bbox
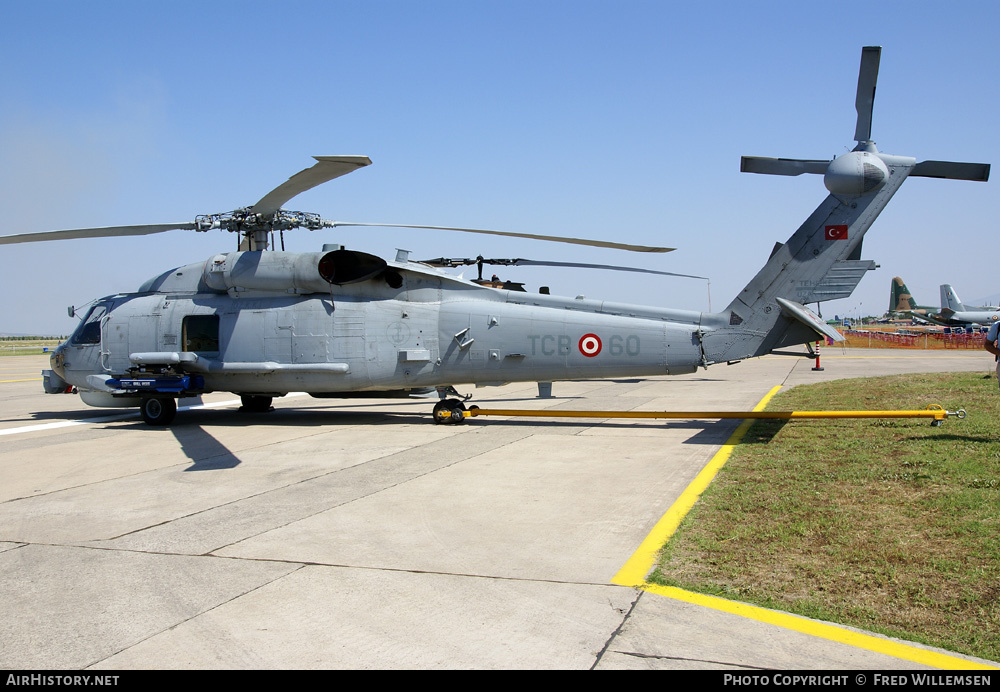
[890,278,999,326]
[934,284,1000,326]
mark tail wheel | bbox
[140,397,177,426]
[432,398,467,425]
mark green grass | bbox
[0,338,64,357]
[650,371,1000,662]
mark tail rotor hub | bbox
[824,150,889,196]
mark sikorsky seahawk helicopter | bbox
[0,47,989,426]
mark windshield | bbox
[70,303,111,345]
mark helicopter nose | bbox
[50,343,67,378]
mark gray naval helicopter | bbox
[1,47,989,426]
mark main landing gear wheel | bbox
[140,397,177,426]
[433,398,467,425]
[240,395,273,413]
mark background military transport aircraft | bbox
[890,278,999,326]
[888,276,938,318]
[0,46,990,425]
[933,284,1000,326]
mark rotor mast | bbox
[193,209,330,251]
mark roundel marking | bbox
[579,333,602,357]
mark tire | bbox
[432,398,466,425]
[140,397,177,426]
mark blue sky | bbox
[1,1,997,335]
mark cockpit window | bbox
[70,304,109,345]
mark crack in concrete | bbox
[592,588,643,669]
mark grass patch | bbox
[0,338,64,357]
[649,371,1000,662]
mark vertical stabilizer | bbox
[941,285,967,312]
[891,276,917,313]
[701,158,909,364]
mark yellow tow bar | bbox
[432,403,966,426]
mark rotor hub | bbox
[195,208,328,235]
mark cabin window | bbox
[183,314,219,353]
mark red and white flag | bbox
[824,225,848,240]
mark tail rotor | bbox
[739,46,989,191]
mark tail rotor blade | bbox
[854,46,881,143]
[911,160,990,182]
[740,157,830,176]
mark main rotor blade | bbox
[250,155,372,216]
[329,222,674,253]
[417,257,705,279]
[854,46,881,142]
[509,259,707,280]
[0,222,197,245]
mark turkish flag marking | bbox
[825,225,848,240]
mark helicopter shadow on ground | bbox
[736,419,789,445]
[165,403,791,456]
[115,406,439,471]
[568,379,646,384]
[453,415,772,445]
[902,432,997,444]
[22,393,210,423]
[567,378,728,384]
[107,418,242,471]
[26,408,138,422]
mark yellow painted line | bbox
[642,584,995,671]
[611,384,997,670]
[611,385,781,587]
[0,378,42,383]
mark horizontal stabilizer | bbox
[775,297,845,342]
[910,312,951,326]
[796,259,878,303]
[740,157,829,176]
[911,160,990,182]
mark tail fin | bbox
[699,47,989,365]
[890,277,917,313]
[701,160,899,363]
[940,284,966,311]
